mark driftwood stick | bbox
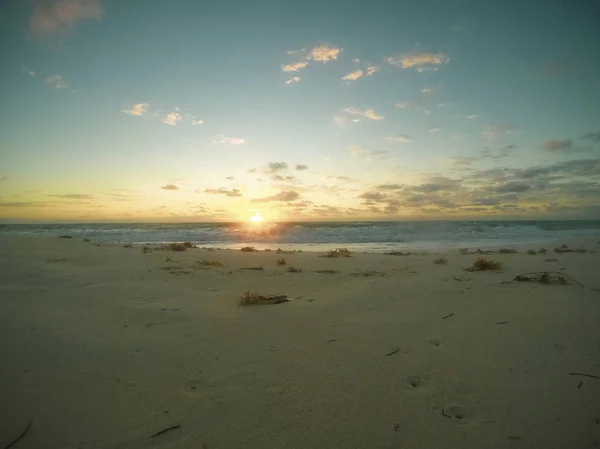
[569,372,599,379]
[441,313,454,320]
[4,421,32,449]
[151,425,181,438]
[385,348,400,357]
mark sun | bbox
[250,212,264,223]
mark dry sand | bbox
[1,236,599,448]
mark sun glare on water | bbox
[250,212,264,223]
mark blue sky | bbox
[1,0,599,222]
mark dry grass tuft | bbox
[286,267,303,273]
[199,260,224,267]
[465,257,503,272]
[241,246,258,252]
[384,250,413,256]
[434,256,448,265]
[526,249,537,255]
[239,291,261,306]
[59,235,72,239]
[123,243,133,248]
[83,238,90,242]
[276,257,286,266]
[183,241,195,248]
[498,248,518,254]
[142,246,151,253]
[276,248,298,254]
[458,248,469,255]
[163,243,188,252]
[320,248,352,258]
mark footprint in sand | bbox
[429,338,443,347]
[441,404,471,422]
[405,375,422,388]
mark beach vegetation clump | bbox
[168,243,188,252]
[321,248,352,258]
[241,246,258,252]
[526,249,537,255]
[199,260,224,267]
[384,250,413,256]
[286,267,303,273]
[434,256,448,265]
[276,257,286,266]
[239,291,261,306]
[466,257,503,272]
[498,248,518,254]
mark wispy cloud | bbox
[282,61,309,72]
[421,87,434,95]
[333,116,347,127]
[191,119,204,125]
[205,188,242,197]
[21,67,36,76]
[295,164,309,171]
[30,0,104,38]
[161,184,180,191]
[285,76,301,85]
[342,65,379,82]
[395,100,423,109]
[162,112,183,126]
[306,45,342,63]
[483,125,515,139]
[251,191,300,202]
[342,70,364,81]
[429,126,442,133]
[47,193,96,199]
[266,162,288,172]
[581,132,600,142]
[465,114,478,119]
[218,135,246,145]
[350,146,389,160]
[342,107,384,120]
[387,53,450,71]
[366,65,380,76]
[287,48,306,55]
[387,134,413,142]
[543,139,572,151]
[123,103,149,117]
[45,74,67,88]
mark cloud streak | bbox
[251,191,300,202]
[123,103,148,117]
[543,139,572,151]
[45,75,67,88]
[387,53,449,71]
[30,0,104,38]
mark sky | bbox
[0,0,599,223]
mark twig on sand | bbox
[151,425,181,438]
[4,421,32,449]
[577,381,583,389]
[441,313,454,320]
[496,321,508,324]
[385,348,400,357]
[569,372,599,379]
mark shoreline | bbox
[6,233,598,254]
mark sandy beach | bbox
[1,235,599,449]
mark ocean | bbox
[1,221,600,252]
